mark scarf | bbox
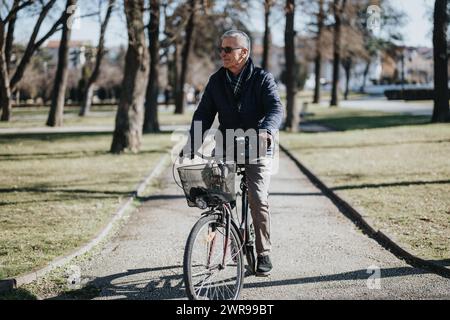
[225,58,254,105]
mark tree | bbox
[432,0,449,122]
[0,0,34,121]
[340,22,369,101]
[262,0,273,71]
[284,0,297,132]
[110,0,149,153]
[143,0,161,132]
[174,0,196,114]
[358,0,405,93]
[189,0,251,68]
[1,0,70,121]
[16,48,54,102]
[79,0,116,116]
[161,0,250,110]
[5,0,20,73]
[341,55,352,100]
[359,37,383,93]
[330,0,346,107]
[47,0,77,127]
[313,0,325,104]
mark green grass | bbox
[0,104,194,129]
[158,107,195,126]
[281,107,450,261]
[0,105,115,128]
[0,131,174,280]
[281,90,369,102]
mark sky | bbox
[246,0,435,48]
[389,0,434,47]
[14,0,435,49]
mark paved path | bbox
[57,152,450,300]
[320,98,433,116]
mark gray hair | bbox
[220,30,251,58]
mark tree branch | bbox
[5,1,18,71]
[4,0,34,23]
[10,0,61,90]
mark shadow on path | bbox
[136,192,325,203]
[47,263,447,300]
[48,265,186,300]
[331,179,450,191]
[304,114,430,131]
[0,149,164,161]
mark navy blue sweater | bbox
[188,60,284,156]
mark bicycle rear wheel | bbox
[183,214,244,300]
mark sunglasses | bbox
[217,46,244,54]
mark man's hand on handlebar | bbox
[258,132,272,150]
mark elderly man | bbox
[181,30,284,276]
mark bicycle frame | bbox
[200,165,254,270]
[238,167,251,243]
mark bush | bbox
[384,89,435,100]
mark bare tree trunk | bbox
[172,42,179,101]
[343,56,352,100]
[110,0,149,153]
[330,0,346,107]
[47,0,77,127]
[79,0,115,116]
[262,0,272,70]
[162,1,174,108]
[143,0,161,133]
[0,21,12,121]
[360,58,371,93]
[284,0,297,132]
[432,0,449,122]
[174,0,196,114]
[313,0,324,104]
[313,53,322,104]
[0,89,11,121]
[0,58,12,122]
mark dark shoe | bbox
[256,255,272,276]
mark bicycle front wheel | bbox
[183,214,245,300]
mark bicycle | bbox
[173,139,258,300]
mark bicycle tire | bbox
[183,214,245,300]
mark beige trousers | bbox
[245,158,272,257]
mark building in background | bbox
[45,40,92,69]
